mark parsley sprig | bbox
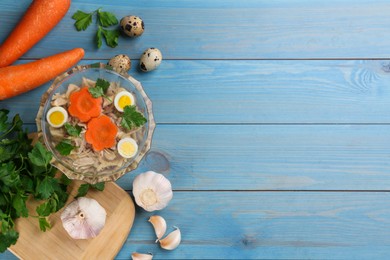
[72,8,119,48]
[0,110,71,252]
[88,78,111,98]
[121,105,147,130]
[76,182,105,198]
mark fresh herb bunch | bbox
[0,110,71,252]
[72,8,120,48]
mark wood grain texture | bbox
[2,0,390,259]
[8,181,135,260]
[4,191,390,259]
[4,60,390,124]
[16,123,390,191]
[1,0,390,59]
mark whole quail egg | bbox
[120,15,144,37]
[108,54,131,73]
[139,48,162,72]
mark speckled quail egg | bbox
[139,48,162,72]
[108,54,131,73]
[120,15,144,37]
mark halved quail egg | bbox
[117,137,138,158]
[46,106,68,128]
[114,91,135,112]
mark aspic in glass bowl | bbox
[36,63,155,184]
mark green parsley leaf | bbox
[121,105,147,130]
[38,217,51,232]
[75,182,105,198]
[97,9,118,27]
[96,25,103,48]
[28,142,52,167]
[64,123,82,137]
[0,109,10,133]
[59,174,72,186]
[88,78,110,98]
[88,84,104,98]
[72,10,94,31]
[99,26,120,48]
[36,201,51,217]
[52,189,69,211]
[12,192,28,218]
[0,139,21,163]
[96,78,110,92]
[36,177,59,200]
[55,140,75,156]
[0,162,20,187]
[0,229,19,253]
[75,183,90,198]
[91,182,105,191]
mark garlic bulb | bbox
[159,227,181,250]
[131,252,153,260]
[132,171,173,212]
[60,197,106,239]
[148,215,167,242]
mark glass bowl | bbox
[35,63,155,184]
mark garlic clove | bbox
[60,197,106,239]
[148,215,167,242]
[132,171,173,212]
[131,252,153,260]
[159,227,181,250]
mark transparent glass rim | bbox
[36,63,156,184]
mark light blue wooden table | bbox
[2,0,390,259]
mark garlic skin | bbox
[131,252,153,260]
[132,171,173,212]
[159,227,181,250]
[148,215,167,242]
[60,197,106,239]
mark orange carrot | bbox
[0,0,71,67]
[0,48,84,100]
[68,87,102,122]
[85,115,118,151]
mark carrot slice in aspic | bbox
[68,87,102,122]
[85,115,118,151]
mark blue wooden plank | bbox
[4,60,390,124]
[116,124,390,191]
[1,0,390,59]
[16,123,390,191]
[3,191,390,259]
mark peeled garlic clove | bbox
[148,215,167,241]
[131,252,153,260]
[132,171,173,212]
[60,197,106,239]
[159,227,181,250]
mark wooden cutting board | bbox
[8,180,135,260]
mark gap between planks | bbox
[123,190,390,193]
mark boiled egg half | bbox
[117,137,138,158]
[114,91,135,112]
[46,107,68,128]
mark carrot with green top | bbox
[0,48,85,100]
[0,0,71,67]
